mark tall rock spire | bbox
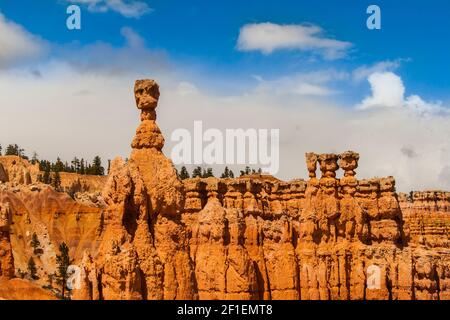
[131,80,165,151]
[78,80,196,300]
[130,79,184,216]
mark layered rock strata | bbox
[74,80,196,300]
[71,79,450,300]
[1,79,448,300]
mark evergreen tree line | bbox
[0,143,28,159]
[38,156,105,176]
[0,143,106,177]
[178,166,263,180]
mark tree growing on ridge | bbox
[179,166,190,180]
[30,233,41,255]
[52,171,61,191]
[27,257,38,280]
[202,168,214,178]
[192,166,202,178]
[55,243,72,299]
[90,156,105,175]
[221,166,235,178]
[5,144,26,158]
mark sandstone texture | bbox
[0,278,57,300]
[0,79,449,300]
[0,201,14,279]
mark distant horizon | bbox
[1,140,445,194]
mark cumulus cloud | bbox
[352,59,405,82]
[357,71,446,115]
[0,12,46,68]
[357,72,405,109]
[66,0,151,18]
[159,79,450,192]
[0,18,449,192]
[237,22,352,59]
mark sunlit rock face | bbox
[0,203,14,280]
[1,79,449,300]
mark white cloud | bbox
[0,12,46,68]
[52,26,170,75]
[2,61,449,192]
[252,70,347,97]
[237,22,352,59]
[0,18,449,192]
[67,0,151,18]
[292,83,333,96]
[358,72,405,109]
[352,59,405,82]
[357,71,447,115]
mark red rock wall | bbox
[2,80,449,300]
[0,184,103,281]
[0,202,14,279]
[70,80,449,300]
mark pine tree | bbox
[5,144,21,156]
[179,166,190,180]
[43,166,51,184]
[240,166,251,176]
[53,171,61,191]
[27,257,38,280]
[91,156,104,175]
[55,243,71,299]
[203,168,214,178]
[192,166,202,178]
[71,157,80,173]
[31,152,38,165]
[221,166,233,178]
[30,233,41,254]
[39,160,49,171]
[54,157,64,172]
[80,159,85,175]
[64,161,70,172]
[221,167,229,178]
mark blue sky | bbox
[1,0,450,101]
[1,0,450,191]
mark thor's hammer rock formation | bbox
[74,80,196,300]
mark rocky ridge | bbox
[0,79,448,300]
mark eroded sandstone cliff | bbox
[0,79,448,300]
